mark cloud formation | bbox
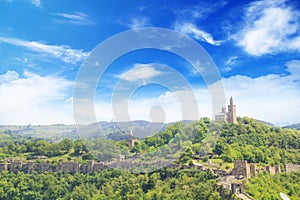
[0,37,89,64]
[176,1,228,20]
[0,71,73,125]
[118,64,162,82]
[234,0,300,56]
[111,60,300,125]
[32,0,42,7]
[53,12,93,25]
[128,17,151,29]
[211,60,300,125]
[1,59,299,126]
[175,22,222,46]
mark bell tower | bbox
[227,97,237,124]
[128,130,135,148]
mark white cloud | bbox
[0,36,89,64]
[175,22,222,46]
[118,64,162,82]
[222,56,239,72]
[53,12,93,25]
[0,71,73,125]
[225,56,238,66]
[93,88,210,123]
[285,59,300,80]
[234,0,300,56]
[110,59,299,125]
[32,0,42,7]
[128,17,150,29]
[211,60,300,125]
[2,63,299,126]
[0,70,19,84]
[176,1,228,20]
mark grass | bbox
[193,158,234,172]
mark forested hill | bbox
[0,117,299,166]
[0,117,299,199]
[212,117,300,164]
[119,117,300,166]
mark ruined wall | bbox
[0,160,107,173]
[231,160,250,179]
[231,161,286,179]
[249,164,256,177]
[266,166,276,175]
[231,183,244,194]
[285,163,300,173]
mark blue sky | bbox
[0,0,299,125]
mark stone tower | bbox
[128,130,135,148]
[227,97,237,124]
[232,160,250,179]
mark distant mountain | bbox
[255,119,274,126]
[283,123,300,130]
[78,120,166,140]
[0,124,78,141]
[1,118,285,142]
[0,121,168,141]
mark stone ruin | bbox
[230,160,291,179]
[0,158,299,177]
[225,160,300,197]
[285,163,300,173]
[0,159,108,173]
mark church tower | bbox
[227,97,237,124]
[128,130,135,148]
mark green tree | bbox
[59,138,73,152]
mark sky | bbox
[0,0,299,126]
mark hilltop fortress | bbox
[215,97,238,124]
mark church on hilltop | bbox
[215,97,237,124]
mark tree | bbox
[59,138,73,152]
[130,142,141,154]
[73,140,85,155]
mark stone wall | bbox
[231,160,250,179]
[231,183,244,194]
[285,163,300,173]
[230,160,287,179]
[266,166,276,175]
[0,160,108,173]
[249,164,256,177]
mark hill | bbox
[1,117,300,166]
[283,123,300,130]
[0,117,299,199]
[0,121,167,142]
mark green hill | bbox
[0,117,299,199]
[245,172,300,200]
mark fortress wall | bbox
[285,164,300,173]
[0,160,107,173]
[266,166,276,175]
[0,159,298,175]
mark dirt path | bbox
[236,193,254,200]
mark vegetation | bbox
[0,168,229,200]
[0,117,299,199]
[0,138,92,163]
[245,171,300,200]
[117,117,300,166]
[213,117,300,165]
[2,117,299,166]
